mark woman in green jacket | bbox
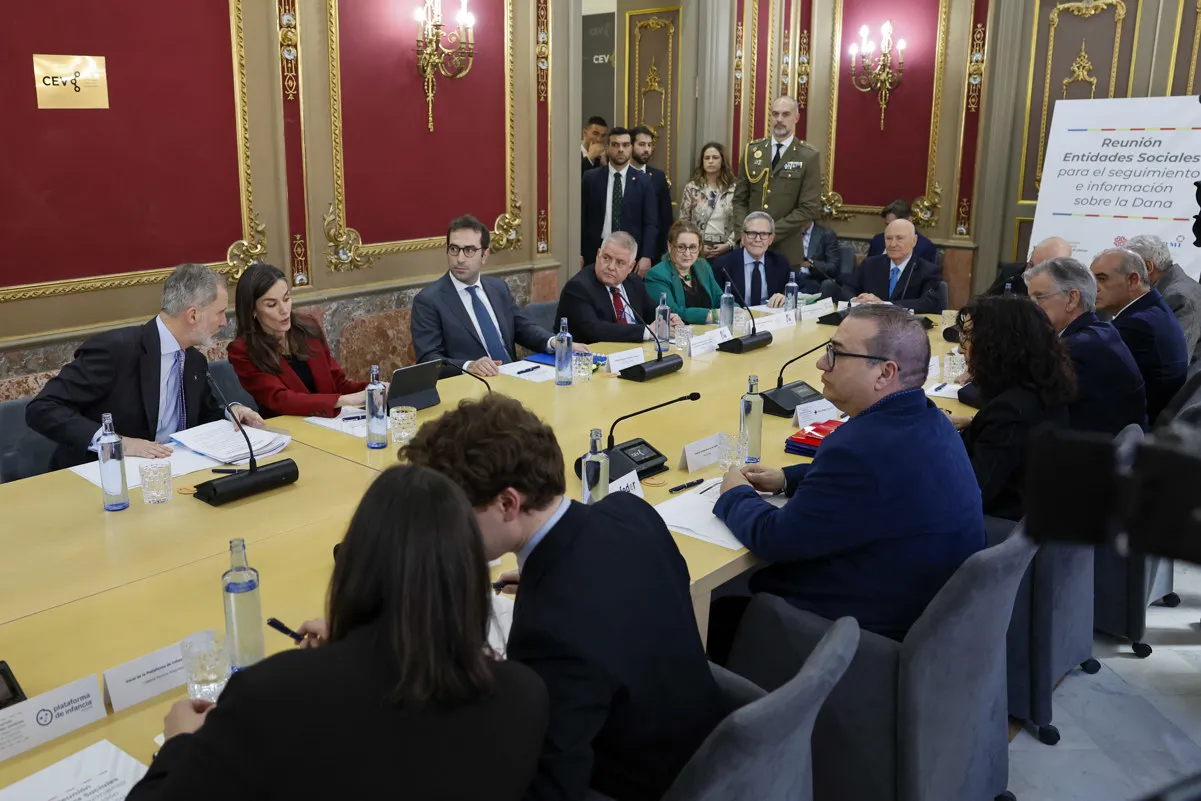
[644,220,725,325]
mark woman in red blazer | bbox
[228,264,368,418]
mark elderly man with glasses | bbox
[710,211,791,308]
[1023,256,1147,434]
[704,305,985,662]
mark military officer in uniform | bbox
[732,95,823,268]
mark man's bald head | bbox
[1030,236,1072,266]
[883,218,917,263]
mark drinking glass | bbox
[572,351,594,382]
[181,631,231,703]
[733,307,749,336]
[941,309,958,331]
[138,461,173,504]
[943,353,967,383]
[717,432,749,473]
[389,406,418,446]
[675,324,693,356]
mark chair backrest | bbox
[709,662,767,717]
[525,301,558,334]
[0,398,58,483]
[898,527,1038,801]
[1156,370,1201,428]
[207,360,259,413]
[837,244,855,276]
[663,618,860,801]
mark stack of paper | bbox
[305,407,367,438]
[654,478,787,551]
[925,382,964,400]
[69,445,221,489]
[171,420,290,464]
[0,740,146,801]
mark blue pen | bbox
[934,383,947,391]
[517,365,540,375]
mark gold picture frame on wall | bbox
[0,0,265,304]
[623,6,682,184]
[324,0,521,272]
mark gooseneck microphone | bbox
[621,300,684,381]
[715,264,774,354]
[572,392,702,480]
[762,341,830,418]
[191,372,299,507]
[441,360,493,392]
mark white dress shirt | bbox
[771,135,795,164]
[602,165,631,240]
[888,254,913,297]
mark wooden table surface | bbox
[0,312,971,788]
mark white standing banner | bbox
[1029,96,1201,278]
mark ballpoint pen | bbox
[266,617,304,642]
[517,366,540,375]
[668,478,705,493]
[934,383,947,391]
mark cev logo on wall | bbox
[33,54,109,109]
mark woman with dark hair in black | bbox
[950,295,1076,521]
[129,465,548,801]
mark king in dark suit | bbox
[1091,248,1188,425]
[399,395,726,801]
[828,219,944,313]
[581,128,658,272]
[413,215,585,378]
[26,264,263,469]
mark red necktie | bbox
[610,287,628,322]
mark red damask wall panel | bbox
[0,1,243,286]
[830,0,943,208]
[337,0,506,243]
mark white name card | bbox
[0,675,107,764]
[755,312,795,333]
[793,397,842,428]
[689,326,733,357]
[609,470,644,498]
[102,641,186,713]
[607,347,647,373]
[676,432,722,473]
[800,297,836,320]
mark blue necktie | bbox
[158,350,186,441]
[750,261,764,306]
[467,286,509,363]
[889,265,901,297]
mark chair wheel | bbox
[1080,658,1101,674]
[1162,592,1181,608]
[1133,642,1153,658]
[995,792,1017,801]
[1037,725,1060,746]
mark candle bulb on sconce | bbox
[848,19,904,131]
[414,0,477,133]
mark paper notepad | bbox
[305,407,367,438]
[69,445,221,489]
[171,420,290,464]
[654,478,786,551]
[498,361,557,383]
[0,740,146,801]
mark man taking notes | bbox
[26,264,264,470]
[707,305,984,659]
[401,395,725,801]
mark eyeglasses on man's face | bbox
[447,245,482,258]
[1030,289,1066,304]
[824,341,893,369]
[744,230,773,241]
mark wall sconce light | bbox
[414,0,476,133]
[848,20,904,130]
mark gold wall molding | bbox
[796,28,810,108]
[967,22,985,112]
[748,0,759,144]
[536,0,549,101]
[0,0,262,303]
[821,188,854,220]
[324,0,520,269]
[1062,38,1098,97]
[911,182,943,228]
[279,0,298,100]
[956,197,971,236]
[780,28,791,94]
[1189,0,1201,94]
[625,9,680,182]
[824,0,949,218]
[733,20,746,104]
[764,0,778,135]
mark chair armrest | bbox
[709,662,767,716]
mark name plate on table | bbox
[0,675,106,763]
[607,348,647,373]
[793,397,841,427]
[102,642,186,713]
[755,311,796,332]
[609,470,644,498]
[676,432,722,472]
[688,327,733,357]
[800,298,836,320]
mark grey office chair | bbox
[524,301,558,334]
[207,360,259,412]
[0,398,58,482]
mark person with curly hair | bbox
[950,295,1076,520]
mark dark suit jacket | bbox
[714,388,985,641]
[867,231,937,264]
[227,333,366,419]
[710,248,791,306]
[960,386,1069,521]
[582,153,602,174]
[127,623,548,801]
[804,223,842,283]
[1062,312,1147,434]
[581,166,658,262]
[639,165,674,262]
[556,266,656,344]
[985,261,1029,296]
[26,318,226,469]
[1113,289,1189,424]
[509,495,725,801]
[840,254,944,313]
[412,273,554,376]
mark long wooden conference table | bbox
[0,313,969,788]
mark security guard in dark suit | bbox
[732,95,823,267]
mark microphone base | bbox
[193,459,299,507]
[817,310,849,326]
[762,379,823,418]
[619,354,684,382]
[572,446,641,482]
[717,331,773,354]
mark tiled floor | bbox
[1010,560,1201,800]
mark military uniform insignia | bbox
[753,149,762,158]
